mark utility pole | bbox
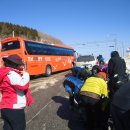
[12,31,14,37]
[122,41,124,57]
[113,38,117,51]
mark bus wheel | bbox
[45,65,52,76]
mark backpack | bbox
[77,68,91,81]
[63,76,84,94]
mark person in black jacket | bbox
[110,81,130,130]
[108,51,128,94]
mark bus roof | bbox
[53,43,73,50]
[1,37,23,43]
[1,37,74,50]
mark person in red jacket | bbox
[0,54,33,130]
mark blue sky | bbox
[0,0,130,60]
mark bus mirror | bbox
[24,51,27,55]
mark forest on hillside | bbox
[0,22,63,44]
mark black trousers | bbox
[110,105,130,130]
[69,93,80,107]
[80,95,108,130]
[1,108,26,130]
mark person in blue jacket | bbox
[63,75,84,110]
[63,66,90,110]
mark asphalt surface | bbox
[0,71,86,130]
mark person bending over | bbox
[80,72,109,130]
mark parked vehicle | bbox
[0,37,76,76]
[76,55,97,69]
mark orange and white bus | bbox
[0,37,76,76]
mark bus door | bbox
[25,55,45,75]
[24,41,46,75]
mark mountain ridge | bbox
[0,22,64,44]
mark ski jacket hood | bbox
[111,51,119,58]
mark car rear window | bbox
[77,55,95,62]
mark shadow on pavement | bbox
[52,96,86,130]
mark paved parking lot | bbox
[0,71,86,130]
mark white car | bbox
[76,55,97,69]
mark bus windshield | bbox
[1,41,20,52]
